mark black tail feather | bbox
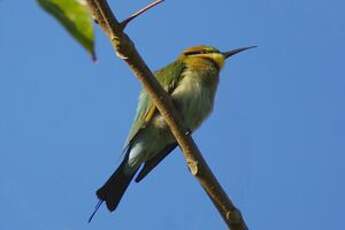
[88,200,103,223]
[96,161,137,212]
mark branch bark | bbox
[86,1,248,229]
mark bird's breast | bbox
[171,69,218,130]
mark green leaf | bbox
[37,0,96,61]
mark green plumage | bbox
[125,59,186,148]
[90,45,255,220]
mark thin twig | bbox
[120,0,165,29]
[86,1,248,229]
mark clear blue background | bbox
[1,0,344,229]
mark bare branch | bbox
[86,1,248,229]
[120,0,165,29]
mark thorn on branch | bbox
[120,0,165,30]
[111,34,133,60]
[188,160,199,176]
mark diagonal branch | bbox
[86,0,248,229]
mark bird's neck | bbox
[183,57,220,88]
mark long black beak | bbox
[223,46,257,59]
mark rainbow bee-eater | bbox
[89,45,255,221]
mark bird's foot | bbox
[184,129,192,136]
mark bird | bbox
[88,45,255,222]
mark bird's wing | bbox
[135,143,178,182]
[123,60,186,149]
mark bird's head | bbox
[180,45,256,70]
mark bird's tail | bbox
[97,161,137,211]
[88,156,138,222]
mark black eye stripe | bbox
[184,50,216,55]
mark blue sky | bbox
[1,0,345,229]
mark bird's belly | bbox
[128,122,173,166]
